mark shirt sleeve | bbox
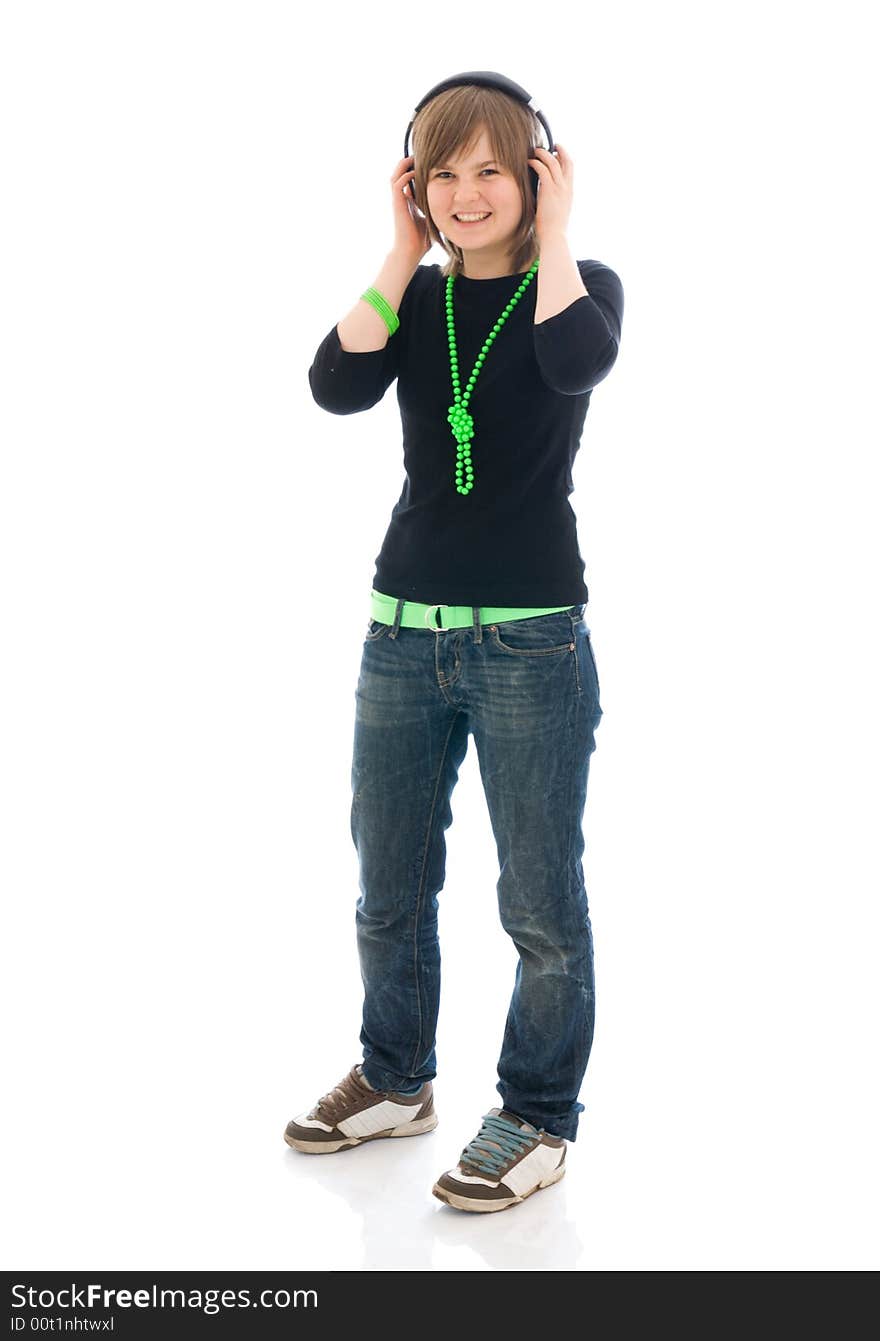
[533,259,624,395]
[307,266,423,415]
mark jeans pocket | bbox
[364,618,391,641]
[488,612,575,657]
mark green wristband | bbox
[361,286,400,336]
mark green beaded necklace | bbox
[445,255,540,495]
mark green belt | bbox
[370,587,575,631]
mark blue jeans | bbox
[351,600,603,1141]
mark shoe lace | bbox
[460,1113,536,1177]
[312,1068,381,1123]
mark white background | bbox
[2,0,878,1271]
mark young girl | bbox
[284,80,624,1214]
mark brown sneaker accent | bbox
[283,1064,437,1154]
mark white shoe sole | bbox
[432,1160,565,1212]
[284,1111,438,1154]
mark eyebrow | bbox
[436,159,498,169]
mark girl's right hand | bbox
[391,155,431,264]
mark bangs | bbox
[413,84,538,177]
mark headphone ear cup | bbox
[528,165,539,205]
[407,177,426,218]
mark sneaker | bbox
[283,1063,438,1154]
[432,1107,566,1212]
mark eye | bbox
[434,168,498,179]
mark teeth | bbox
[455,213,490,221]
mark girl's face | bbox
[426,127,528,275]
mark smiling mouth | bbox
[453,213,492,224]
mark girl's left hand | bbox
[528,142,573,241]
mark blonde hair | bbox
[409,84,543,278]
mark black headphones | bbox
[403,70,556,209]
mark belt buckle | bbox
[424,603,450,629]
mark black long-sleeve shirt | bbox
[307,257,624,606]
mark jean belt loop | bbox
[472,604,482,644]
[390,597,405,639]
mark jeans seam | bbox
[569,613,582,695]
[585,636,600,698]
[409,708,465,1077]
